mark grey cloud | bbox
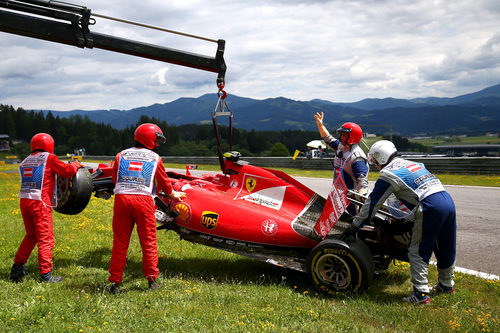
[419,32,500,83]
[0,0,499,109]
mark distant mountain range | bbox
[42,83,500,136]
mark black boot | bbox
[148,279,160,291]
[40,271,63,283]
[9,263,28,282]
[109,283,120,294]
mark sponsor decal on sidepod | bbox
[174,202,192,224]
[201,211,219,230]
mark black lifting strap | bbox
[212,82,232,173]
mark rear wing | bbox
[314,174,350,238]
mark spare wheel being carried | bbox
[54,167,93,215]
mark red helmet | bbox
[134,123,166,150]
[31,133,54,153]
[337,122,363,145]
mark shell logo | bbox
[174,202,191,224]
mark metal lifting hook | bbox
[217,81,227,100]
[214,82,230,116]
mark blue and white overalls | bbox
[353,157,456,293]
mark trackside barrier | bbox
[86,156,500,175]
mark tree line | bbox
[0,105,320,157]
[0,104,427,157]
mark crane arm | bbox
[0,0,226,83]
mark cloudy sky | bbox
[1,0,499,111]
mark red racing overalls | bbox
[15,152,79,274]
[109,147,173,284]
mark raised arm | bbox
[314,112,335,142]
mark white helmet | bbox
[368,140,397,166]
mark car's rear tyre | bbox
[54,167,92,215]
[307,238,374,294]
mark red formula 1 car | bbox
[55,149,414,295]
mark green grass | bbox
[0,164,498,332]
[409,135,500,147]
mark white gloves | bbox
[169,190,186,201]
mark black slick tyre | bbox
[307,238,374,294]
[54,167,92,215]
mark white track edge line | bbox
[430,261,499,280]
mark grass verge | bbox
[0,164,498,332]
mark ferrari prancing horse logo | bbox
[245,177,257,192]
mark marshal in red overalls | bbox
[11,133,80,283]
[108,123,185,293]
